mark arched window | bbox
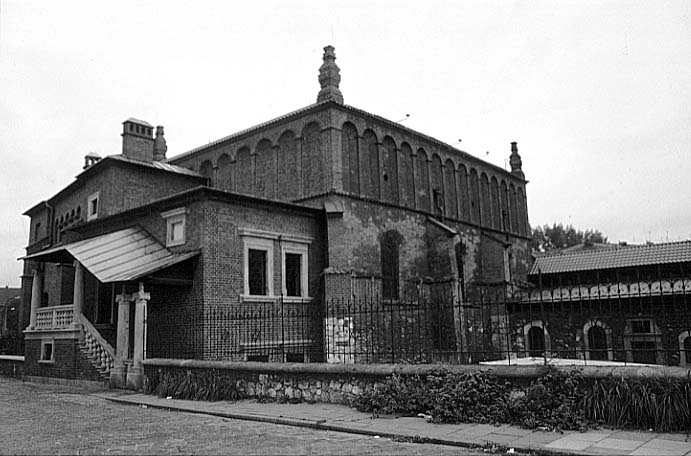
[679,331,691,367]
[523,321,549,358]
[199,160,214,184]
[380,231,402,301]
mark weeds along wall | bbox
[143,358,691,406]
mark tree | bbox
[530,223,607,252]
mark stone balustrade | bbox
[34,305,74,330]
[80,315,115,374]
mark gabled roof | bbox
[530,240,691,275]
[21,227,198,283]
[23,155,203,216]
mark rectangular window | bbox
[241,229,312,300]
[631,320,652,334]
[246,354,269,362]
[248,249,268,296]
[285,352,304,363]
[87,192,100,221]
[282,243,309,298]
[40,340,54,362]
[161,207,187,247]
[285,253,302,297]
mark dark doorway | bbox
[527,326,545,357]
[588,326,608,360]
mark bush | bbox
[353,370,511,424]
[508,369,588,431]
[352,368,691,432]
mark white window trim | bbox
[39,339,55,363]
[281,242,309,298]
[243,237,274,298]
[162,207,187,247]
[86,192,100,221]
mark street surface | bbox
[0,378,488,455]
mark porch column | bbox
[28,267,43,329]
[71,262,84,327]
[126,282,150,390]
[110,288,131,388]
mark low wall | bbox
[143,359,691,404]
[0,355,24,378]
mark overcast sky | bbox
[1,1,690,287]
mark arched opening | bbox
[199,160,214,183]
[527,326,545,357]
[679,331,691,367]
[587,325,608,360]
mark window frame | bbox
[86,192,100,221]
[39,339,55,363]
[161,207,187,247]
[242,237,274,299]
[281,242,309,300]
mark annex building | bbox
[19,46,531,388]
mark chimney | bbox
[122,118,155,162]
[509,141,524,179]
[153,125,167,161]
[83,152,101,169]
[317,45,344,104]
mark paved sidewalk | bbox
[95,390,691,456]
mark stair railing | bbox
[78,314,115,375]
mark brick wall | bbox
[168,104,530,239]
[23,337,103,381]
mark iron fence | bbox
[148,271,691,367]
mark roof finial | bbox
[509,141,524,179]
[317,45,343,104]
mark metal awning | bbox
[21,227,199,283]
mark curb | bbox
[100,395,567,455]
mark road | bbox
[0,378,489,455]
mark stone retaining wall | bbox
[142,359,691,404]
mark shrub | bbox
[508,369,588,431]
[353,370,511,424]
[352,368,691,432]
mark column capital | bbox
[132,282,150,302]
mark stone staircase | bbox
[77,314,115,383]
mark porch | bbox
[22,227,198,389]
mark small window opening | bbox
[285,352,304,363]
[285,253,302,297]
[247,354,269,362]
[248,249,268,296]
[40,341,54,362]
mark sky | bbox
[1,0,690,287]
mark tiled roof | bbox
[530,241,691,275]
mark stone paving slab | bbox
[96,391,691,455]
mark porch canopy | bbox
[21,226,198,283]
